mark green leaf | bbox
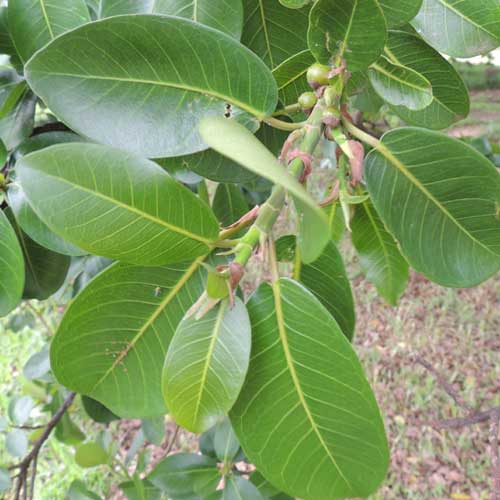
[23,345,51,380]
[6,209,71,300]
[100,0,244,39]
[250,472,293,500]
[241,0,310,70]
[379,0,423,27]
[8,0,90,63]
[142,417,165,446]
[199,426,218,458]
[17,143,219,266]
[365,128,500,287]
[0,209,24,317]
[369,56,432,110]
[231,279,389,499]
[25,15,278,158]
[213,184,249,228]
[163,298,251,433]
[273,50,316,106]
[0,8,17,59]
[67,480,101,500]
[351,201,409,305]
[0,68,36,150]
[8,396,34,425]
[148,453,220,498]
[308,0,387,71]
[51,258,207,418]
[223,476,264,500]
[82,397,120,424]
[8,184,86,257]
[298,241,356,340]
[120,480,162,500]
[0,468,11,495]
[0,81,27,120]
[412,0,500,57]
[75,443,109,468]
[6,429,28,458]
[324,201,346,244]
[199,117,329,263]
[55,411,86,445]
[384,28,470,129]
[214,418,240,464]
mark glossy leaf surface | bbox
[412,0,500,57]
[379,0,423,27]
[351,201,409,305]
[199,117,329,263]
[0,210,24,317]
[17,143,219,266]
[51,259,207,417]
[163,299,251,433]
[8,0,90,62]
[366,128,500,287]
[308,0,387,71]
[231,279,389,500]
[25,15,278,158]
[385,29,470,129]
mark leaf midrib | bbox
[257,0,275,68]
[27,167,214,246]
[371,62,431,93]
[39,0,54,39]
[271,281,353,492]
[90,256,206,393]
[28,71,267,119]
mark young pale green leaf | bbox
[366,128,500,288]
[223,476,264,500]
[298,241,356,340]
[213,184,249,228]
[25,16,278,158]
[99,0,244,39]
[379,0,423,27]
[17,143,219,266]
[0,210,24,317]
[308,0,387,71]
[6,429,28,458]
[412,0,500,57]
[8,396,34,425]
[384,28,470,129]
[369,56,433,111]
[199,117,329,263]
[75,443,109,468]
[241,0,310,70]
[273,50,316,105]
[8,0,90,63]
[230,279,389,500]
[351,201,409,305]
[163,298,251,433]
[148,453,219,498]
[51,259,207,418]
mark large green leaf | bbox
[241,0,310,70]
[163,298,251,433]
[25,15,278,158]
[351,201,409,305]
[0,8,17,59]
[148,453,219,498]
[308,0,387,71]
[0,210,24,317]
[8,0,90,63]
[199,117,329,263]
[384,28,470,129]
[51,258,207,417]
[213,184,249,227]
[98,0,244,39]
[369,56,432,111]
[379,0,423,27]
[6,209,70,301]
[412,0,500,57]
[298,241,356,340]
[17,143,219,266]
[365,128,500,287]
[230,279,389,499]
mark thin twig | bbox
[164,425,180,456]
[25,302,54,336]
[417,406,500,430]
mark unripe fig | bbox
[307,63,330,89]
[298,92,318,110]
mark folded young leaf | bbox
[308,0,387,71]
[352,201,409,305]
[199,117,329,263]
[8,0,90,62]
[379,0,423,27]
[366,128,500,288]
[231,279,389,500]
[0,210,24,317]
[369,56,432,111]
[51,259,207,417]
[412,0,500,58]
[17,143,219,266]
[25,15,278,158]
[384,28,470,129]
[163,298,251,433]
